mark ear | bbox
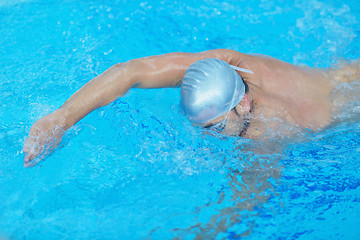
[236,94,251,115]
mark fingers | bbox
[24,152,34,163]
[23,142,52,168]
[23,159,37,168]
[23,138,35,163]
[23,154,44,168]
[23,141,30,153]
[23,141,45,163]
[23,120,66,168]
[23,133,52,166]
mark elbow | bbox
[111,61,142,87]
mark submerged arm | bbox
[23,49,244,167]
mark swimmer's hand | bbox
[23,110,68,168]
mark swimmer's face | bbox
[202,94,252,136]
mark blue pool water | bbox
[1,0,360,239]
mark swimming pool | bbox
[1,0,359,239]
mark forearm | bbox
[59,62,136,129]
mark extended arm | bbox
[23,49,244,167]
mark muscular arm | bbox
[57,49,243,127]
[23,49,245,167]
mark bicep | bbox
[129,49,243,89]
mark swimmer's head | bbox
[180,58,246,124]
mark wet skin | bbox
[23,49,351,167]
[203,53,334,138]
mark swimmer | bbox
[22,49,360,167]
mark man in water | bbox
[23,49,359,167]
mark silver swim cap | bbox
[180,58,246,124]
